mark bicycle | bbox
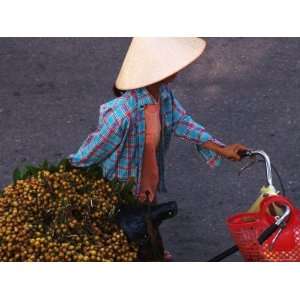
[210,149,300,262]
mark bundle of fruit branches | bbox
[0,159,139,262]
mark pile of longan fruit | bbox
[0,161,138,262]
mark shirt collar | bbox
[134,83,169,107]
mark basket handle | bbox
[259,195,295,225]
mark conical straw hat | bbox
[115,37,206,90]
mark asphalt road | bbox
[1,38,300,261]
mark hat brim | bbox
[115,37,207,90]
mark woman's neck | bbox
[146,83,161,103]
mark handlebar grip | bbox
[258,223,278,245]
[238,149,251,158]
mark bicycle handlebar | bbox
[238,149,273,187]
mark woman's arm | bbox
[171,96,223,145]
[202,141,248,161]
[169,87,247,165]
[68,106,127,167]
[168,89,223,166]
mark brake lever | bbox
[238,156,257,176]
[237,149,253,159]
[237,149,257,176]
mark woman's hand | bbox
[218,144,248,161]
[138,190,156,203]
[202,141,248,161]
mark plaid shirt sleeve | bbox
[68,105,125,167]
[169,88,226,168]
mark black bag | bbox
[116,201,178,261]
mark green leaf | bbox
[85,163,103,179]
[42,160,49,170]
[48,163,58,173]
[58,158,72,171]
[30,166,40,178]
[23,165,34,178]
[37,160,47,171]
[13,168,22,184]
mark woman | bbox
[68,37,248,260]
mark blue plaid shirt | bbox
[68,84,225,196]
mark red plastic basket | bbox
[227,195,300,261]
